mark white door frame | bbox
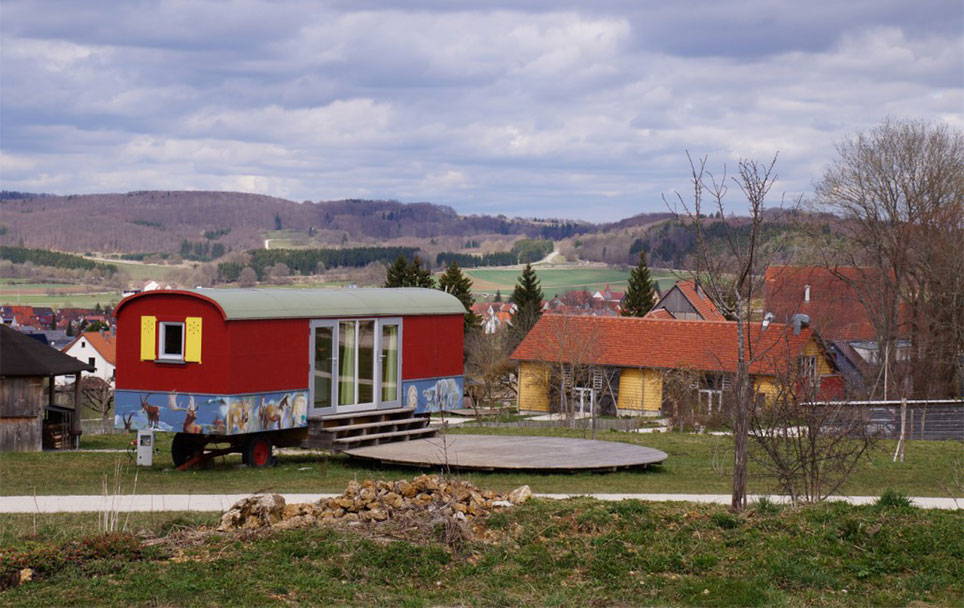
[308,318,404,416]
[308,320,337,416]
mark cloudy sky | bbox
[1,1,961,220]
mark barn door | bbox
[309,320,337,415]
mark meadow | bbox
[465,267,678,298]
[3,428,960,499]
[1,492,961,606]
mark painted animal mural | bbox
[114,389,309,434]
[140,394,160,429]
[182,398,203,434]
[226,399,250,434]
[290,393,307,427]
[422,378,461,411]
[167,393,203,434]
[258,395,287,431]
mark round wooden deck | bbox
[343,435,667,472]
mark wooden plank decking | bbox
[343,435,667,472]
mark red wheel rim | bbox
[252,440,269,466]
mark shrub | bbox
[875,489,915,511]
[752,496,782,516]
[711,512,742,530]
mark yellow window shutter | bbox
[140,316,157,360]
[185,317,202,363]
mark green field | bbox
[465,267,678,298]
[0,290,122,309]
[107,260,177,281]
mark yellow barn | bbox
[511,314,840,416]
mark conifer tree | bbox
[510,263,543,340]
[494,289,502,302]
[409,256,436,288]
[621,251,657,317]
[384,255,410,287]
[438,261,480,331]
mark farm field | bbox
[465,267,678,298]
[2,494,962,606]
[103,259,179,281]
[2,428,960,499]
[0,286,122,309]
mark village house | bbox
[59,330,118,385]
[764,266,911,394]
[645,280,726,321]
[472,302,516,334]
[511,314,840,416]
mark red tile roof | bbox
[764,266,908,342]
[63,331,117,365]
[644,308,675,320]
[511,314,820,376]
[675,281,726,321]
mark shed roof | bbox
[0,325,95,377]
[116,287,467,321]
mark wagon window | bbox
[158,322,185,361]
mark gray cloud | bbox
[1,0,961,221]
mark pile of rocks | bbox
[218,475,532,531]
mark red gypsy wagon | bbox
[113,288,465,467]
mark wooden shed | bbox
[1,325,94,452]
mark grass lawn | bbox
[465,267,679,298]
[2,428,960,499]
[2,497,962,606]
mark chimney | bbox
[791,313,811,335]
[804,284,811,303]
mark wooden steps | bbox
[302,406,438,451]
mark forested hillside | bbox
[0,191,589,255]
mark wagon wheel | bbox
[171,433,205,468]
[244,434,274,468]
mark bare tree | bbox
[79,377,115,433]
[667,153,782,511]
[746,333,878,504]
[464,328,517,417]
[237,267,258,287]
[537,314,605,432]
[661,366,709,433]
[813,118,964,399]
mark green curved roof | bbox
[185,287,466,320]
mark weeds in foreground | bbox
[2,497,961,607]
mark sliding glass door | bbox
[310,318,401,415]
[309,320,336,415]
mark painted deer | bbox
[259,395,287,431]
[182,395,203,434]
[140,394,160,429]
[122,412,135,431]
